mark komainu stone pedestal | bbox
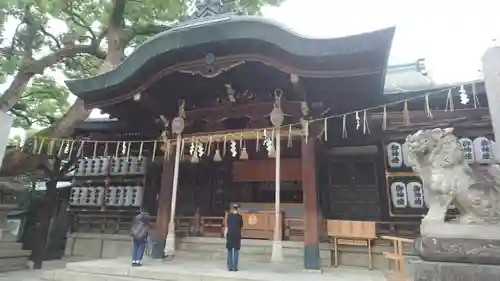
[413,260,500,281]
[413,223,500,281]
[0,204,30,272]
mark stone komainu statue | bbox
[405,128,500,225]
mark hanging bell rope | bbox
[382,105,387,131]
[424,93,433,119]
[403,100,411,126]
[445,88,455,112]
[362,110,370,135]
[472,81,480,108]
[323,118,328,142]
[342,114,348,139]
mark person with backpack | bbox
[225,204,243,271]
[130,211,151,267]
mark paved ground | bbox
[0,258,389,281]
[0,260,66,281]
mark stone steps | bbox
[0,240,30,273]
[176,237,392,269]
[0,256,29,273]
[0,241,23,251]
[42,258,388,281]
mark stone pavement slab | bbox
[44,257,388,281]
[0,260,66,281]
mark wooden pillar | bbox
[151,158,174,258]
[301,136,320,270]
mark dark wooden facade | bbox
[68,3,500,270]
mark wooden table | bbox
[327,220,377,270]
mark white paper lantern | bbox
[79,187,89,205]
[94,186,105,206]
[129,156,138,174]
[119,157,130,174]
[105,186,117,206]
[390,181,408,208]
[85,187,96,205]
[386,142,403,168]
[473,137,493,164]
[83,159,92,176]
[132,186,144,207]
[70,187,80,205]
[459,138,475,163]
[124,186,135,206]
[100,157,110,175]
[116,186,125,206]
[406,182,424,208]
[76,159,86,176]
[137,157,147,174]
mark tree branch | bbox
[0,43,106,113]
[36,43,106,71]
[38,25,62,49]
[9,108,33,127]
[62,8,97,40]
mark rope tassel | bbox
[424,93,433,119]
[403,100,411,126]
[445,88,455,112]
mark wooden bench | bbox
[380,235,415,281]
[327,220,376,270]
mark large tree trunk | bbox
[32,158,61,269]
[0,72,35,113]
[44,0,126,138]
[1,0,127,175]
[29,0,127,269]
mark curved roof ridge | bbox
[65,15,395,102]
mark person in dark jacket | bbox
[226,204,243,271]
[130,212,151,266]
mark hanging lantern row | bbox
[386,136,497,169]
[15,84,477,159]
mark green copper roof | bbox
[65,14,395,105]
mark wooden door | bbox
[327,159,380,221]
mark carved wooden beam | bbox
[132,92,165,118]
[289,74,305,100]
[185,101,303,124]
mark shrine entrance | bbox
[326,158,380,221]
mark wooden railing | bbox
[380,235,415,281]
[201,216,225,237]
[69,211,420,241]
[284,218,304,241]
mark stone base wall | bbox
[65,233,393,270]
[65,233,133,259]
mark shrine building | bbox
[62,1,493,271]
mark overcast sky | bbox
[263,0,499,82]
[2,0,500,136]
